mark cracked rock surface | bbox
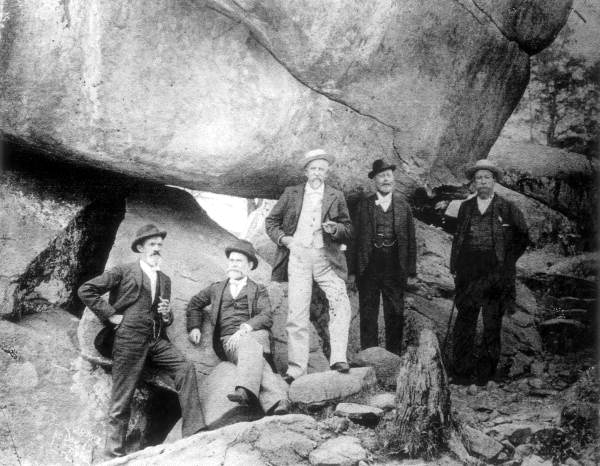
[0,0,572,197]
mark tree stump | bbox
[390,328,451,458]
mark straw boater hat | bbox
[225,239,259,270]
[130,224,167,252]
[465,159,503,181]
[302,148,335,168]
[368,159,397,179]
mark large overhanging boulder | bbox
[0,0,572,198]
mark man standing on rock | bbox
[450,160,529,384]
[266,149,353,383]
[186,239,290,415]
[349,159,417,355]
[78,224,205,458]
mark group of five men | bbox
[79,149,528,459]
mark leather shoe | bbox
[330,362,350,373]
[271,399,291,415]
[227,387,250,406]
[283,374,295,385]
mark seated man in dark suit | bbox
[186,239,290,415]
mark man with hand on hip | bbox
[266,149,353,384]
[78,224,204,459]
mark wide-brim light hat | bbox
[302,148,335,168]
[465,159,503,181]
[131,224,167,252]
[225,239,259,270]
[368,159,397,179]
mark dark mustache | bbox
[151,252,161,256]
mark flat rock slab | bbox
[107,414,321,465]
[351,347,401,388]
[461,424,504,461]
[334,403,383,427]
[289,368,377,406]
[486,422,547,446]
[365,393,396,411]
[308,436,367,466]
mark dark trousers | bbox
[452,252,507,382]
[107,331,205,456]
[358,247,405,355]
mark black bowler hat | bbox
[225,239,259,270]
[130,224,167,252]
[368,159,396,179]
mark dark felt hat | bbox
[368,159,396,179]
[465,159,503,181]
[131,224,167,252]
[225,239,259,270]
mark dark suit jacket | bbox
[349,192,417,281]
[265,183,352,282]
[78,261,173,324]
[185,278,273,360]
[450,194,529,276]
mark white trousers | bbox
[286,246,351,378]
[222,330,288,412]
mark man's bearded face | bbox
[137,236,163,267]
[227,251,251,280]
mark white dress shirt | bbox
[294,182,325,248]
[229,276,247,299]
[140,260,160,302]
[375,191,392,212]
[477,193,494,214]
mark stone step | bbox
[288,367,377,406]
[334,402,383,427]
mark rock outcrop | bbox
[107,415,323,465]
[0,156,127,319]
[489,137,598,248]
[0,1,572,197]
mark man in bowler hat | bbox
[78,224,205,458]
[349,159,417,355]
[266,149,353,382]
[186,239,290,415]
[450,159,529,384]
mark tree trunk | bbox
[391,329,452,459]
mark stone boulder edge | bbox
[351,347,402,388]
[105,415,321,466]
[0,157,127,319]
[0,0,572,196]
[288,367,377,406]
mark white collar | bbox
[229,276,247,287]
[477,192,495,204]
[376,191,392,201]
[140,259,160,274]
[476,193,494,213]
[305,182,325,195]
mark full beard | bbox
[146,254,162,268]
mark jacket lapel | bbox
[368,193,376,236]
[213,279,229,325]
[392,193,401,234]
[293,185,304,222]
[321,184,336,221]
[157,271,168,300]
[246,279,257,316]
